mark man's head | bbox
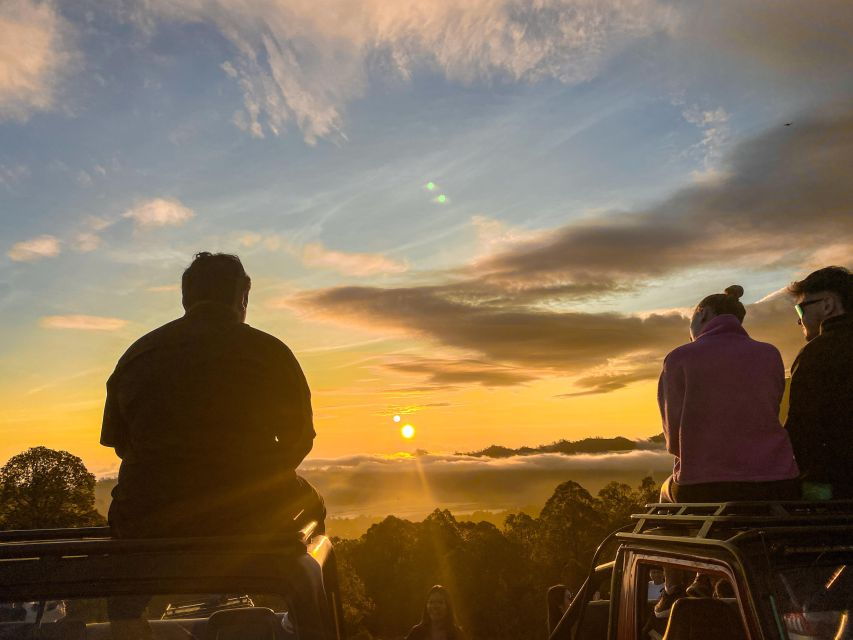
[788,266,852,342]
[689,285,746,341]
[181,252,251,321]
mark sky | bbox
[0,0,851,477]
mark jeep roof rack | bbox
[626,500,853,541]
[0,522,341,640]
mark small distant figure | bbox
[785,266,853,500]
[785,122,792,126]
[405,585,465,640]
[102,252,325,538]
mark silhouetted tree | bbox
[335,476,660,639]
[0,447,105,530]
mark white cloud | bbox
[301,242,408,276]
[39,314,128,331]
[140,0,672,143]
[122,197,195,229]
[7,234,61,261]
[0,0,76,121]
[71,232,100,252]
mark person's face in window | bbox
[427,592,448,624]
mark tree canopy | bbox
[0,446,105,530]
[336,476,658,639]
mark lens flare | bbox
[426,182,436,190]
[401,424,415,439]
[436,194,447,203]
[393,415,401,423]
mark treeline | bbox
[461,434,665,458]
[335,476,658,640]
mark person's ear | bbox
[825,293,841,317]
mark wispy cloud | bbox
[39,315,128,331]
[139,0,671,143]
[7,235,61,262]
[300,242,408,276]
[0,0,76,121]
[122,197,195,229]
[382,356,536,389]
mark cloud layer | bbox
[298,449,673,517]
[290,110,852,392]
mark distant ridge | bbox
[460,434,665,458]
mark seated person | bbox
[656,285,799,615]
[102,252,324,539]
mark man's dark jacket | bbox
[785,314,853,494]
[101,302,316,536]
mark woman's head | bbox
[689,285,746,340]
[421,585,456,631]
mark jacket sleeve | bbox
[658,356,683,457]
[274,346,316,469]
[784,347,822,476]
[100,369,127,456]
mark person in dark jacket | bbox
[785,266,853,500]
[404,585,465,640]
[101,252,324,538]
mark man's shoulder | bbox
[792,329,848,372]
[238,324,299,362]
[116,318,184,364]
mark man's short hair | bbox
[788,266,853,312]
[182,252,251,308]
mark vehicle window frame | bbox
[619,551,753,640]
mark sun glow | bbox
[401,424,415,439]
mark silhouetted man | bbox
[101,252,324,537]
[785,266,853,500]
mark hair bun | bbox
[724,285,744,300]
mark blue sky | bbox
[1,0,851,472]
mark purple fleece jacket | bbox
[658,314,799,485]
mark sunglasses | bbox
[794,298,825,320]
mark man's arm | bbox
[100,370,127,457]
[658,356,683,457]
[274,347,315,469]
[784,347,823,477]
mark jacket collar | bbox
[184,301,241,323]
[695,313,748,340]
[821,313,853,335]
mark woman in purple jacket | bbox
[655,285,799,614]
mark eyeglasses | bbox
[794,298,825,320]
